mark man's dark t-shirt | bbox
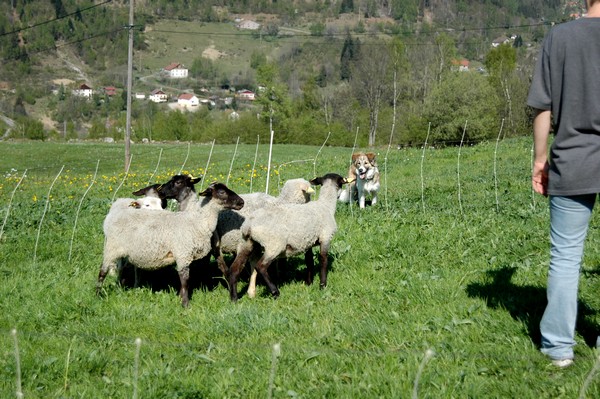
[527,18,600,196]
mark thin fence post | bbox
[34,165,65,264]
[133,338,142,399]
[250,135,259,192]
[200,139,215,189]
[313,132,331,178]
[412,349,434,399]
[384,69,398,212]
[420,123,431,212]
[267,343,281,399]
[11,328,23,399]
[0,169,27,242]
[579,352,600,399]
[111,155,132,203]
[69,160,99,261]
[346,126,360,216]
[226,137,240,186]
[493,119,505,213]
[178,142,191,174]
[457,121,468,216]
[148,148,163,185]
[266,129,274,194]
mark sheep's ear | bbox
[190,176,202,185]
[132,184,158,196]
[309,177,322,186]
[198,186,212,197]
[306,186,316,194]
[199,182,218,197]
[344,177,356,184]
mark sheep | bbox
[129,196,163,210]
[212,178,315,297]
[97,181,244,307]
[227,173,350,301]
[116,174,203,286]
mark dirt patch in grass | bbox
[202,45,227,60]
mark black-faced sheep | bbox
[132,175,202,210]
[227,173,350,301]
[212,178,314,297]
[97,181,244,307]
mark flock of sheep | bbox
[96,173,351,306]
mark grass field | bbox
[1,138,600,398]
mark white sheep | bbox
[130,196,163,210]
[115,174,203,286]
[212,178,315,298]
[227,173,350,301]
[97,181,244,307]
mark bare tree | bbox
[350,42,391,146]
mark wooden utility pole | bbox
[125,0,134,171]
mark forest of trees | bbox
[0,0,575,146]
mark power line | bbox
[0,0,113,38]
[150,20,554,40]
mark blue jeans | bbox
[540,194,597,360]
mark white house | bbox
[149,89,168,103]
[177,93,199,107]
[236,89,256,101]
[163,63,188,78]
[73,83,93,98]
[236,20,260,30]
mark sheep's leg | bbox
[211,233,229,276]
[228,247,252,301]
[318,243,330,289]
[304,249,315,285]
[247,269,258,298]
[177,265,191,307]
[246,250,263,298]
[96,261,115,295]
[255,256,280,298]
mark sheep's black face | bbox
[310,173,347,189]
[200,182,244,210]
[158,174,201,200]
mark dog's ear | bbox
[351,153,360,162]
[366,152,376,161]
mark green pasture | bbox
[1,138,600,398]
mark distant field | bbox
[140,20,318,79]
[1,138,600,397]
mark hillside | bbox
[0,0,575,145]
